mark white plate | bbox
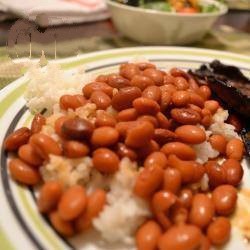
[0,47,250,250]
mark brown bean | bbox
[90,91,111,110]
[18,144,43,166]
[131,75,154,90]
[117,108,138,121]
[189,78,200,91]
[212,185,237,216]
[171,108,201,125]
[111,86,142,111]
[160,84,177,94]
[160,91,171,111]
[226,138,244,161]
[91,126,119,147]
[144,152,168,169]
[120,63,141,80]
[175,125,206,144]
[31,114,46,134]
[207,217,231,246]
[189,194,215,228]
[179,189,193,208]
[162,168,182,194]
[199,85,211,100]
[153,129,178,145]
[152,191,177,229]
[54,116,70,137]
[204,100,219,114]
[205,161,226,188]
[125,121,154,148]
[163,73,175,85]
[95,74,108,83]
[133,97,160,115]
[58,185,87,221]
[107,73,131,88]
[137,140,160,160]
[63,141,89,158]
[174,77,189,90]
[60,94,86,110]
[187,104,202,114]
[116,143,137,161]
[143,68,164,85]
[49,211,74,237]
[170,206,189,225]
[142,86,161,102]
[189,93,204,108]
[209,134,227,154]
[8,158,40,185]
[62,117,94,140]
[37,181,63,213]
[161,142,196,160]
[227,114,243,133]
[95,111,116,127]
[4,127,31,151]
[158,224,202,250]
[170,68,189,79]
[82,82,113,98]
[136,220,162,250]
[29,133,62,160]
[156,112,170,129]
[201,114,213,127]
[134,165,163,198]
[222,159,243,186]
[75,189,106,232]
[172,91,190,107]
[93,148,120,174]
[137,62,156,71]
[115,121,137,138]
[137,115,158,128]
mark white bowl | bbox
[107,0,228,45]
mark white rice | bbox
[93,158,151,245]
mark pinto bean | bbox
[62,117,94,140]
[131,75,154,90]
[58,185,87,221]
[174,77,189,90]
[170,205,189,225]
[49,211,74,237]
[226,138,244,161]
[136,220,162,250]
[153,129,178,145]
[133,97,160,115]
[63,141,89,158]
[142,86,161,102]
[143,68,164,85]
[171,108,201,125]
[170,68,189,79]
[189,194,215,228]
[137,115,158,127]
[18,144,43,166]
[162,168,182,194]
[115,121,137,138]
[91,127,119,147]
[137,140,160,159]
[161,142,196,160]
[117,108,138,121]
[54,116,70,137]
[75,189,106,232]
[179,189,193,208]
[29,133,62,160]
[171,91,190,107]
[199,85,211,100]
[93,148,120,174]
[60,94,86,110]
[175,125,206,144]
[120,63,141,80]
[212,185,237,216]
[160,91,171,111]
[116,143,137,161]
[144,152,168,169]
[95,74,108,83]
[221,159,243,186]
[4,127,31,151]
[137,62,156,71]
[8,158,40,185]
[90,91,111,110]
[158,224,202,250]
[163,73,175,85]
[125,121,154,148]
[207,217,231,246]
[189,92,204,108]
[31,114,46,134]
[134,165,164,198]
[37,181,63,213]
[209,135,227,154]
[95,111,116,127]
[156,112,170,129]
[107,73,131,88]
[204,100,219,114]
[82,82,113,98]
[111,86,142,111]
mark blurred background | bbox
[0,0,249,87]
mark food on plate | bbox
[114,0,219,13]
[4,61,245,249]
